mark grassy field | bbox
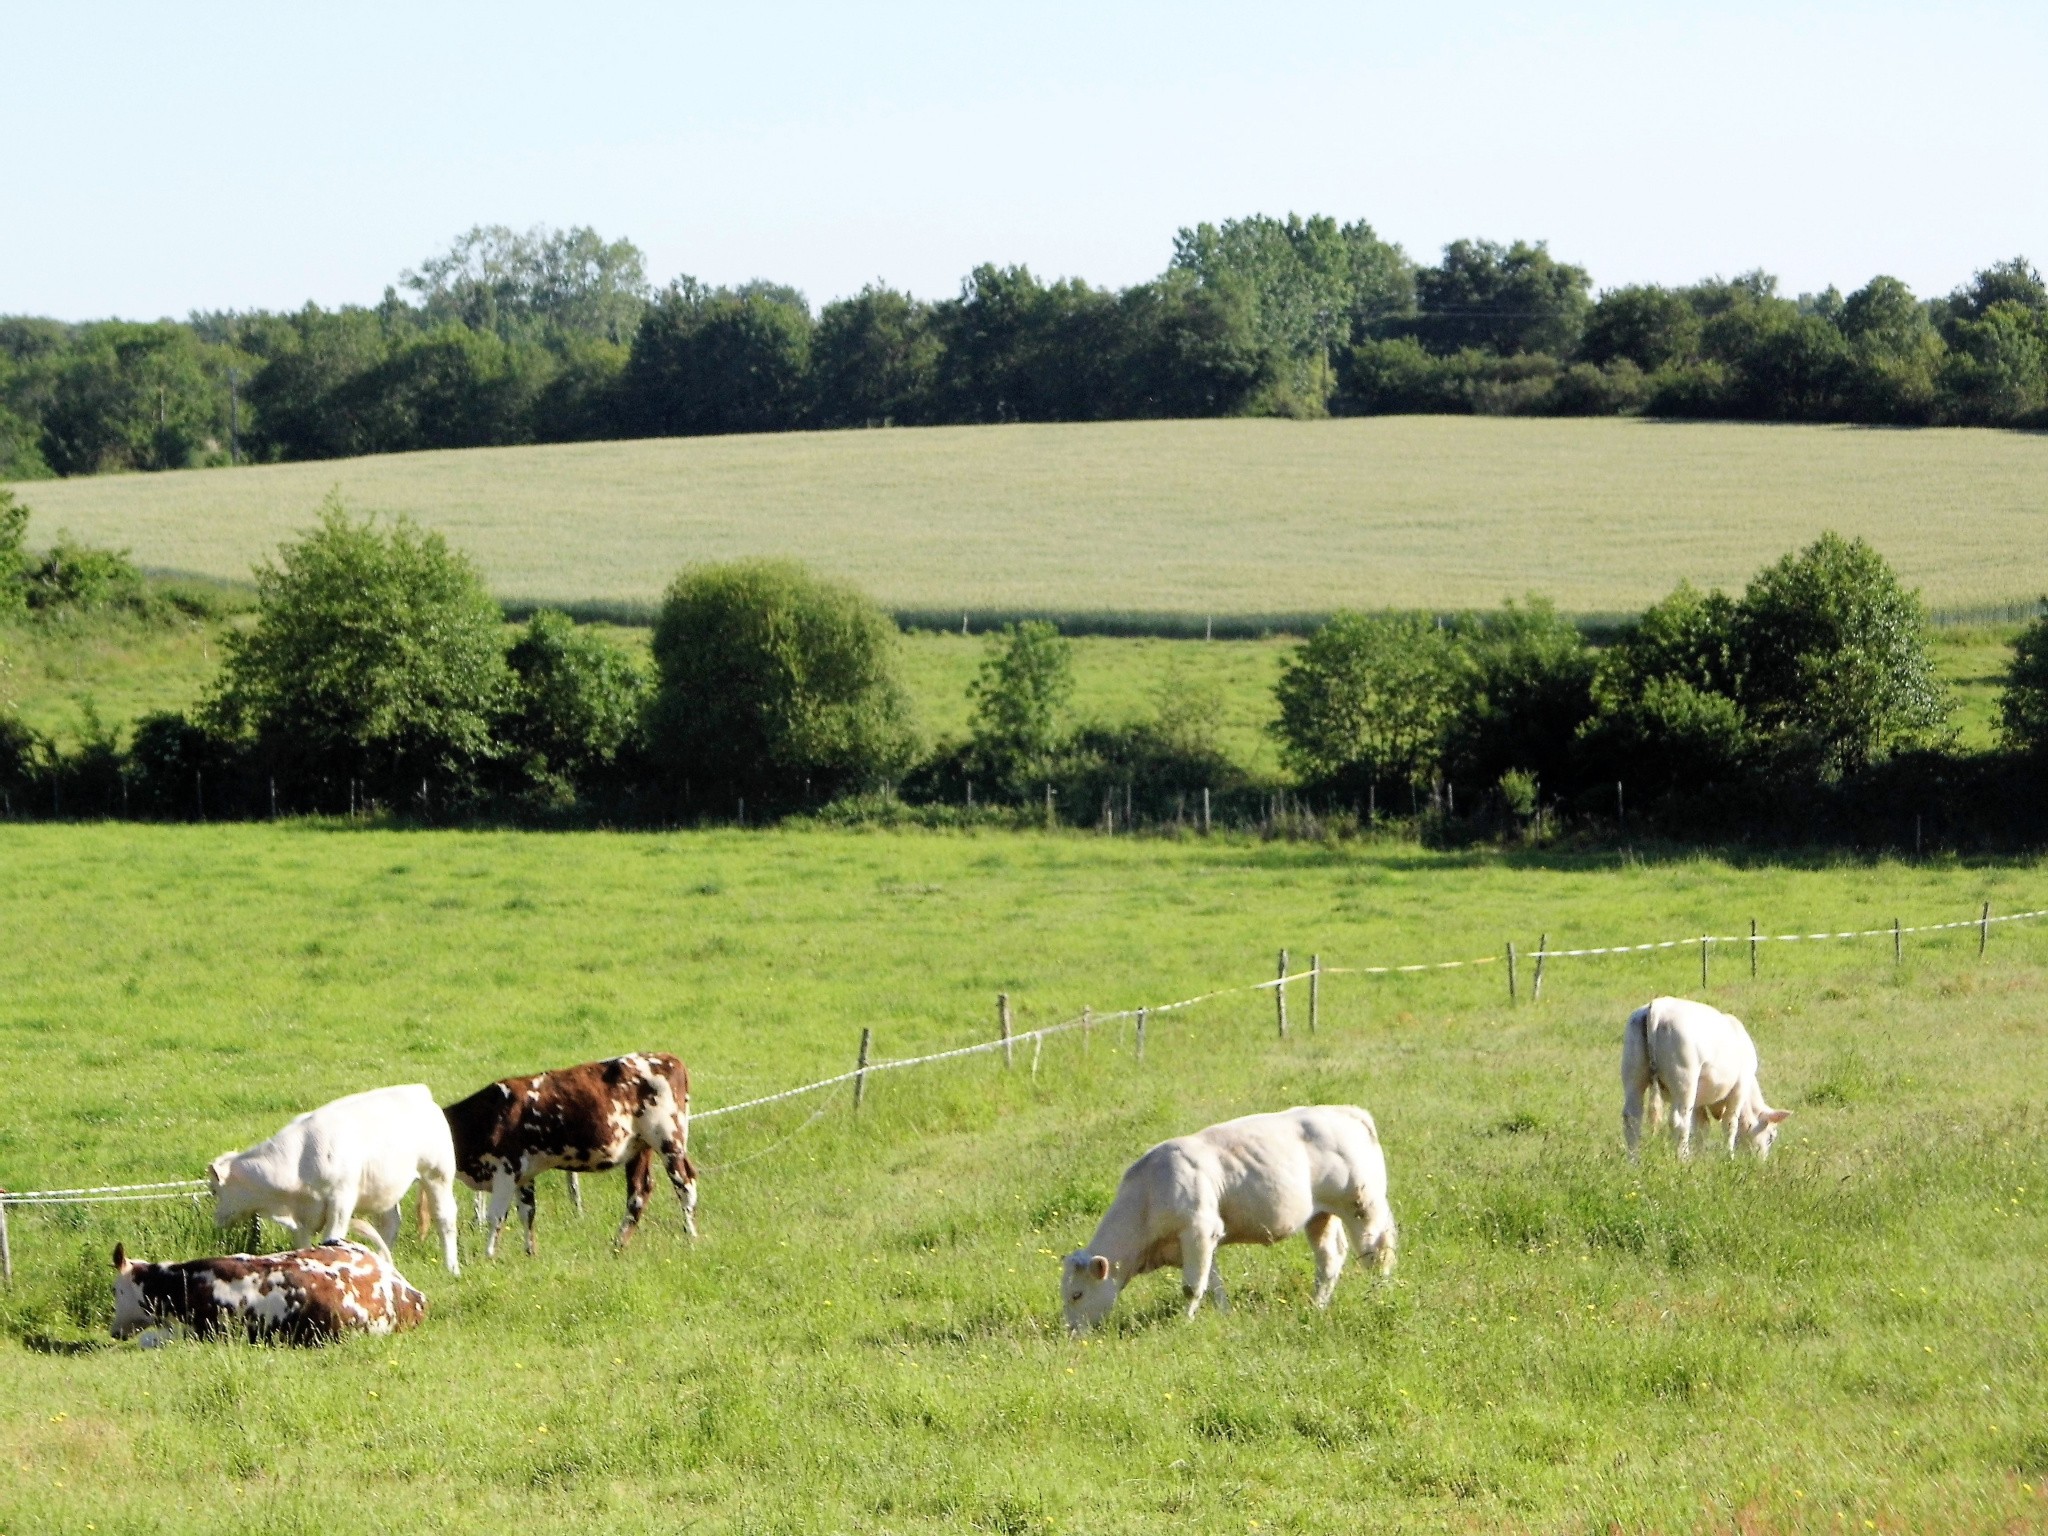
[0,615,2018,767]
[2,824,2045,1532]
[11,417,2048,615]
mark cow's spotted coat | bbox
[442,1051,698,1257]
[110,1240,427,1345]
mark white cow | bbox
[1060,1105,1397,1333]
[208,1084,462,1273]
[1622,996,1790,1159]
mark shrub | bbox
[126,711,250,820]
[967,622,1075,798]
[0,490,26,618]
[0,712,45,814]
[1575,674,1750,803]
[1445,599,1595,796]
[1271,611,1460,795]
[498,610,650,801]
[1997,606,2048,755]
[203,500,510,810]
[22,535,146,614]
[646,561,920,814]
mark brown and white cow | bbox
[441,1051,699,1257]
[110,1240,427,1345]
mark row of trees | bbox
[8,504,2048,846]
[6,222,2044,477]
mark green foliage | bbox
[1271,611,1460,790]
[967,621,1076,795]
[1408,239,1592,358]
[1997,608,2048,754]
[0,488,26,617]
[21,534,145,613]
[809,285,940,428]
[499,610,650,798]
[624,280,814,436]
[400,223,651,345]
[1446,599,1596,793]
[1581,285,1702,372]
[204,499,509,806]
[1735,532,1949,774]
[647,560,920,811]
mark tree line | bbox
[7,495,2048,849]
[4,219,2044,479]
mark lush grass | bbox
[0,617,2019,765]
[2,824,2046,1533]
[11,417,2048,614]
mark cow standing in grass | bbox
[1060,1105,1397,1333]
[110,1240,427,1345]
[1622,996,1791,1159]
[442,1052,699,1257]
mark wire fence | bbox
[4,895,2043,1280]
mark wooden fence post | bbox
[1201,786,1211,835]
[1045,784,1055,830]
[1031,1031,1044,1077]
[1533,933,1548,1002]
[854,1028,872,1110]
[1894,918,1902,966]
[1981,902,1991,958]
[1309,955,1321,1034]
[1700,934,1709,990]
[1276,950,1289,1037]
[1749,918,1759,979]
[1506,941,1517,1003]
[1136,1007,1147,1063]
[999,993,1013,1069]
[0,1192,11,1286]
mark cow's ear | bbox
[206,1154,232,1189]
[1088,1255,1111,1282]
[112,1243,126,1271]
[1762,1108,1792,1125]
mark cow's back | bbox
[1641,997,1757,1082]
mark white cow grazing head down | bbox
[1623,996,1790,1160]
[1060,1105,1396,1335]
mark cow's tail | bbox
[348,1218,394,1261]
[1622,1004,1662,1122]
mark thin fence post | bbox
[1981,902,1991,959]
[1083,1006,1093,1054]
[1894,917,1902,966]
[999,993,1013,1069]
[1276,950,1289,1037]
[1309,955,1321,1034]
[1700,934,1709,990]
[1031,1031,1044,1077]
[854,1027,872,1111]
[1136,1007,1147,1063]
[269,777,278,820]
[0,1193,11,1286]
[1506,941,1518,1003]
[1045,784,1055,830]
[1201,786,1211,835]
[1750,918,1759,979]
[1533,933,1548,1001]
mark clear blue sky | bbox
[10,1,2046,321]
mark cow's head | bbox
[206,1153,251,1226]
[1060,1251,1120,1334]
[1737,1103,1792,1158]
[110,1245,155,1340]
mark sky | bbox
[8,1,2047,321]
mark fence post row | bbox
[853,1027,872,1110]
[999,993,1013,1069]
[1276,950,1289,1038]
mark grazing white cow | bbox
[209,1084,461,1274]
[1060,1105,1397,1333]
[1622,996,1790,1159]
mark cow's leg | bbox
[1671,1074,1700,1160]
[660,1145,698,1238]
[1179,1223,1222,1320]
[371,1204,402,1255]
[518,1179,540,1257]
[616,1147,655,1248]
[427,1175,461,1275]
[484,1173,519,1259]
[568,1172,584,1216]
[320,1190,358,1244]
[1306,1210,1346,1308]
[472,1189,488,1229]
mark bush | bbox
[967,621,1075,798]
[0,490,26,618]
[0,712,45,815]
[645,561,920,814]
[1445,600,1595,796]
[203,500,510,810]
[498,610,650,802]
[125,711,250,820]
[1997,607,2048,755]
[22,535,146,614]
[1271,611,1460,796]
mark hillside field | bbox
[2,824,2045,1532]
[11,417,2048,616]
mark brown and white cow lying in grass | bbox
[111,1240,427,1345]
[1622,996,1791,1159]
[442,1051,699,1258]
[1061,1105,1397,1334]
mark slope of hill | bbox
[12,417,2048,615]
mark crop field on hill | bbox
[2,824,2045,1533]
[12,417,2048,616]
[0,614,2018,764]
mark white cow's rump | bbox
[209,1084,461,1273]
[1061,1105,1396,1333]
[1622,996,1790,1159]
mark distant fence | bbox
[5,896,2043,1283]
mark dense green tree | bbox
[498,609,649,798]
[337,324,549,452]
[623,281,813,436]
[1579,285,1702,372]
[809,285,939,427]
[0,488,27,617]
[1409,239,1591,358]
[1270,612,1460,792]
[204,501,510,806]
[402,224,651,344]
[37,322,239,474]
[1114,271,1272,418]
[1937,301,2048,425]
[1997,609,2048,756]
[1445,600,1596,794]
[928,265,1127,423]
[244,306,399,460]
[1575,582,1750,796]
[1734,532,1948,774]
[967,621,1075,796]
[645,561,919,811]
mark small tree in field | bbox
[1998,606,2048,756]
[968,621,1075,796]
[1270,611,1460,793]
[646,561,919,812]
[499,609,650,800]
[204,499,509,807]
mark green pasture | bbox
[1,824,2045,1533]
[12,417,2048,615]
[0,613,2019,766]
